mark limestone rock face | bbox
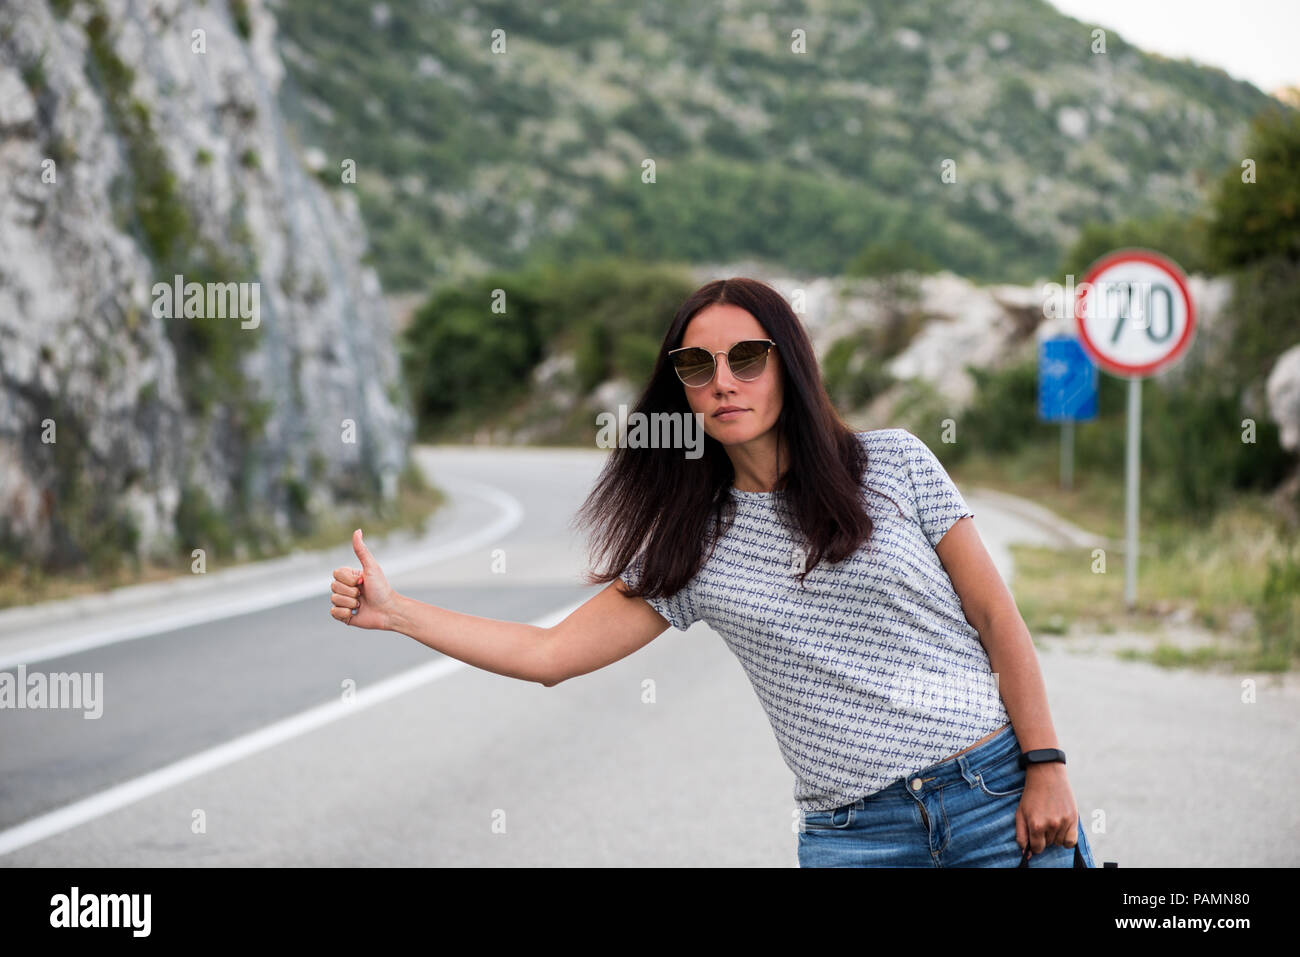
[0,0,413,566]
[1267,344,1300,453]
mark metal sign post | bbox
[1074,249,1197,609]
[1125,376,1141,608]
[1062,419,1073,490]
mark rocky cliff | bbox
[0,0,413,569]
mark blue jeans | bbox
[797,723,1097,867]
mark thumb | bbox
[1015,803,1028,858]
[353,528,377,573]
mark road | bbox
[0,445,1296,866]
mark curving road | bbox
[0,445,1295,866]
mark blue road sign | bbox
[1038,336,1098,421]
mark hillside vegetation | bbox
[273,0,1277,294]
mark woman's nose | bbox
[711,354,740,388]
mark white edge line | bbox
[0,595,589,857]
[0,478,525,671]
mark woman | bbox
[328,276,1095,868]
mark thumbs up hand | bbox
[330,529,400,630]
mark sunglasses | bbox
[667,339,777,388]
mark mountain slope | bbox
[271,0,1281,292]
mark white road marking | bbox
[0,477,524,670]
[0,595,587,856]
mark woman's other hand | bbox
[330,529,400,630]
[1015,763,1081,860]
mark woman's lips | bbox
[715,409,747,420]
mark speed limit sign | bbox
[1071,248,1198,609]
[1074,248,1196,377]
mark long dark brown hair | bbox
[572,276,875,600]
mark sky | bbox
[1046,0,1300,96]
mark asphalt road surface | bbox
[1,445,1296,866]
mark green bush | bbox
[1057,211,1214,279]
[231,0,253,40]
[847,239,940,278]
[402,273,548,424]
[1200,106,1300,386]
[951,353,1295,525]
[1206,105,1300,270]
[953,360,1058,457]
[893,378,959,448]
[574,321,610,395]
[822,335,897,411]
[1252,534,1300,668]
[402,258,696,435]
[1213,255,1300,386]
[175,484,236,559]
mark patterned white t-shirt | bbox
[619,428,1009,812]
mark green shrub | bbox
[951,353,1296,525]
[574,322,610,395]
[175,484,236,559]
[954,360,1057,456]
[1206,105,1300,271]
[1252,534,1300,668]
[892,377,957,446]
[1137,376,1294,524]
[822,335,897,411]
[1057,211,1213,279]
[231,0,253,40]
[847,239,940,278]
[402,258,696,435]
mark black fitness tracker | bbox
[1018,748,1067,770]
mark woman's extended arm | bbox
[387,580,671,686]
[329,529,671,687]
[384,593,553,683]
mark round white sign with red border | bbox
[1073,248,1196,377]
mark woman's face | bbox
[677,304,783,446]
